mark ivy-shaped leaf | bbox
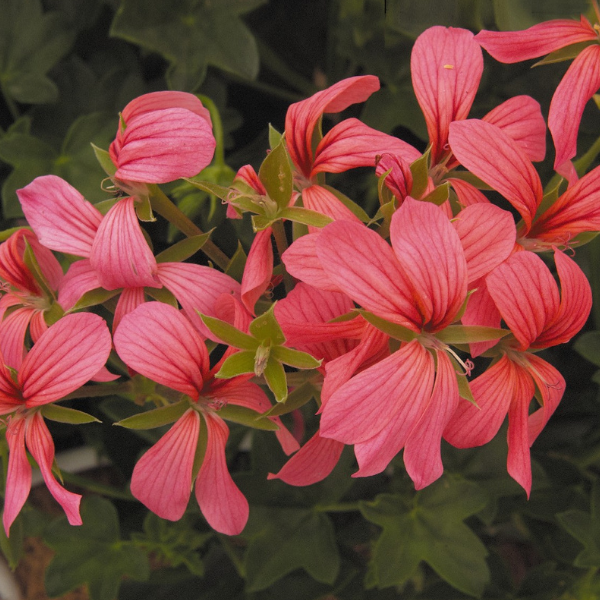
[44,496,150,600]
[360,477,489,597]
[111,0,266,92]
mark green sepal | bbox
[264,356,288,403]
[249,304,286,345]
[435,325,509,344]
[269,124,283,149]
[93,197,119,216]
[321,185,370,222]
[200,315,258,350]
[445,170,492,190]
[114,400,189,430]
[252,213,277,231]
[258,139,293,211]
[359,311,418,342]
[569,231,600,249]
[145,286,178,307]
[421,181,450,206]
[534,41,594,66]
[225,242,247,283]
[184,177,230,200]
[409,147,431,198]
[69,287,120,312]
[44,302,64,326]
[41,404,100,425]
[134,194,155,222]
[23,239,55,300]
[448,355,477,406]
[271,346,321,370]
[232,195,265,215]
[192,415,207,480]
[217,404,279,430]
[0,226,29,243]
[261,381,318,417]
[377,166,395,207]
[537,179,562,217]
[91,144,117,177]
[278,206,333,228]
[215,350,257,378]
[155,232,213,263]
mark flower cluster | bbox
[0,17,597,539]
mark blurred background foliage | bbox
[2,0,600,598]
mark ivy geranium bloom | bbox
[0,313,112,534]
[444,250,591,494]
[476,12,600,181]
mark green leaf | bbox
[279,206,334,228]
[421,181,450,206]
[359,311,418,342]
[44,496,149,600]
[492,0,589,31]
[264,356,288,403]
[69,286,120,312]
[574,331,600,368]
[114,400,189,430]
[360,478,489,596]
[0,226,29,242]
[217,404,279,430]
[41,404,100,425]
[155,232,213,263]
[268,123,283,149]
[244,507,340,592]
[271,346,322,370]
[23,239,55,299]
[535,41,595,66]
[258,139,293,211]
[184,177,230,200]
[200,314,258,350]
[91,144,117,177]
[435,325,509,345]
[261,381,319,417]
[409,148,431,198]
[249,304,286,345]
[225,242,247,283]
[111,0,265,92]
[215,350,257,378]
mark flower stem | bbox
[63,382,134,400]
[271,220,294,293]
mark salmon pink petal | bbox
[483,96,546,162]
[0,307,35,370]
[0,353,20,409]
[114,302,208,399]
[460,280,502,358]
[28,310,47,343]
[20,313,112,406]
[506,363,536,496]
[90,197,160,290]
[312,119,420,176]
[448,178,490,207]
[157,262,240,340]
[268,432,344,486]
[317,220,421,329]
[475,18,597,63]
[196,412,249,535]
[285,75,380,178]
[411,26,483,164]
[233,164,266,194]
[113,287,146,334]
[57,259,102,312]
[113,108,215,183]
[404,350,460,489]
[321,339,434,445]
[390,197,467,331]
[453,204,516,283]
[241,227,273,314]
[444,354,515,447]
[376,154,413,201]
[534,249,591,348]
[526,355,565,445]
[3,416,31,535]
[549,45,600,177]
[23,231,63,292]
[121,91,212,124]
[17,175,102,257]
[130,409,200,521]
[25,412,82,525]
[301,185,362,223]
[486,251,560,350]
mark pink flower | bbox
[0,313,112,534]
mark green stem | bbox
[61,471,134,501]
[197,95,225,167]
[271,220,294,293]
[63,382,134,400]
[148,184,230,270]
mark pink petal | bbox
[0,307,35,370]
[157,262,241,340]
[404,350,460,489]
[113,287,146,334]
[321,339,434,445]
[25,412,82,525]
[121,91,212,125]
[17,175,102,257]
[444,354,515,447]
[130,409,200,520]
[301,184,362,224]
[448,178,490,207]
[549,45,600,176]
[411,26,483,164]
[312,118,420,176]
[90,197,160,290]
[268,432,344,486]
[113,302,208,399]
[452,203,516,283]
[376,153,413,201]
[57,259,102,312]
[3,415,31,535]
[20,313,112,406]
[486,251,560,350]
[28,310,48,343]
[483,95,546,162]
[233,164,266,194]
[241,227,273,314]
[0,230,47,295]
[506,363,536,496]
[389,197,468,331]
[0,353,21,410]
[449,119,543,232]
[195,412,249,535]
[317,220,422,329]
[475,17,598,63]
[21,231,63,292]
[285,75,381,177]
